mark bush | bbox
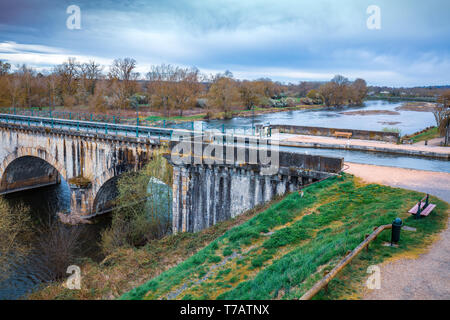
[62,94,76,108]
[101,150,173,255]
[222,247,233,257]
[208,255,222,263]
[34,220,87,281]
[0,197,32,280]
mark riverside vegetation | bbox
[28,173,448,300]
[0,197,92,285]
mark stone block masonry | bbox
[167,140,343,233]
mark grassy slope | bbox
[122,174,448,300]
[404,127,440,144]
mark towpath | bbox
[345,162,450,300]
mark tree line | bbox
[0,58,282,116]
[0,58,372,116]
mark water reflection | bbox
[172,100,436,136]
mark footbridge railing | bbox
[0,113,175,140]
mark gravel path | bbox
[345,163,450,300]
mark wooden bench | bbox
[408,195,436,217]
[334,131,352,139]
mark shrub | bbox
[101,150,173,255]
[0,197,32,280]
[208,255,222,263]
[222,247,233,257]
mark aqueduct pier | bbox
[0,113,343,232]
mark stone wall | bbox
[172,165,302,233]
[168,142,343,233]
[272,124,400,143]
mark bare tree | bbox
[45,73,59,110]
[6,73,22,108]
[108,58,140,106]
[34,219,87,281]
[435,90,450,145]
[319,81,340,107]
[239,80,261,110]
[171,67,201,116]
[54,58,80,107]
[0,197,32,280]
[349,78,367,105]
[146,64,177,117]
[78,60,103,104]
[0,60,11,76]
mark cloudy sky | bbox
[0,0,449,86]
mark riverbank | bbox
[403,126,440,144]
[143,104,324,126]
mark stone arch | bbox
[0,146,67,185]
[92,167,116,197]
[90,167,137,215]
[91,168,118,215]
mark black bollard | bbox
[391,218,403,245]
[425,194,429,209]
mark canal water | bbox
[279,146,450,173]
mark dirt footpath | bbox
[345,162,450,300]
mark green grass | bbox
[145,114,206,123]
[120,174,448,300]
[403,127,440,144]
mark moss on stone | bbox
[68,176,92,188]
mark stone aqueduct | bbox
[0,118,343,232]
[0,122,155,220]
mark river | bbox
[0,180,110,300]
[177,100,436,136]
